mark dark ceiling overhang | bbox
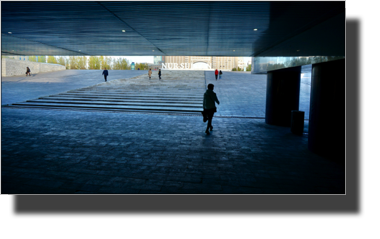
[1,1,345,57]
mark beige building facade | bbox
[162,56,244,70]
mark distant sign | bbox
[162,63,211,70]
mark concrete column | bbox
[265,66,301,126]
[308,59,345,162]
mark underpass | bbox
[1,70,344,194]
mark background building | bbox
[4,55,30,61]
[212,57,244,70]
[153,56,163,65]
[161,56,244,70]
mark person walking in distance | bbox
[26,67,31,76]
[215,69,218,80]
[148,68,152,80]
[203,84,220,135]
[158,69,161,80]
[219,70,223,79]
[102,67,108,82]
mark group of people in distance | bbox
[25,66,222,82]
[148,68,161,80]
[102,67,223,82]
[102,67,162,82]
[214,69,222,80]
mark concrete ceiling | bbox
[1,1,345,57]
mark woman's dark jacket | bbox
[203,89,219,109]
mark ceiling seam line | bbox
[206,2,212,56]
[96,1,165,55]
[1,51,24,56]
[2,34,87,56]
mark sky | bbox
[118,56,154,64]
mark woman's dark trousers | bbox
[206,110,215,131]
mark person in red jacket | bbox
[215,69,218,80]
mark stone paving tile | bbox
[2,107,344,194]
[205,71,267,117]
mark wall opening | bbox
[299,64,312,132]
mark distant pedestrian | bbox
[219,70,223,79]
[148,68,152,79]
[215,69,218,80]
[102,67,108,82]
[158,69,161,80]
[203,84,220,135]
[26,67,31,76]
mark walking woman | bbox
[214,69,218,80]
[158,69,161,80]
[219,70,223,79]
[26,67,31,76]
[148,68,152,79]
[203,84,220,135]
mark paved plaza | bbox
[1,69,344,194]
[1,70,148,106]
